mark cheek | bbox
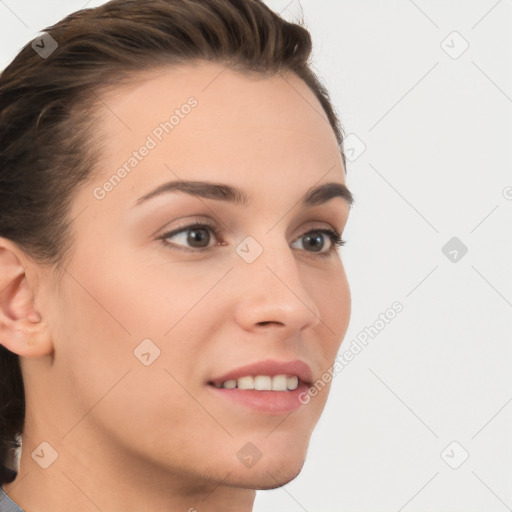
[51,248,226,392]
[59,245,214,338]
[48,259,219,449]
[310,260,351,347]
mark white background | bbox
[1,1,511,511]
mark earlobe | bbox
[0,239,53,358]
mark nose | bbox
[231,236,322,336]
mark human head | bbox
[0,0,351,504]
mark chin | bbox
[255,461,305,490]
[224,449,307,490]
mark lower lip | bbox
[207,382,310,415]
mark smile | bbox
[206,359,314,414]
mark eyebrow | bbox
[134,180,353,208]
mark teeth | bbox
[287,376,298,391]
[272,375,288,391]
[254,375,272,390]
[218,375,300,391]
[237,376,254,390]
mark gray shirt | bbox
[0,486,24,511]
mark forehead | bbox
[98,62,334,132]
[83,62,346,214]
[96,63,342,163]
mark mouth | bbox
[206,359,313,415]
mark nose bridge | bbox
[232,230,321,332]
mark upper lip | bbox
[208,359,313,386]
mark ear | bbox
[0,237,53,358]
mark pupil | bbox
[188,228,210,247]
[304,233,323,252]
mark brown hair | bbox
[0,0,346,483]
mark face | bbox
[26,62,351,490]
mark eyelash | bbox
[158,221,346,257]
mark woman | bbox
[0,0,353,510]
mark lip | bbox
[207,385,310,414]
[208,359,314,387]
[206,359,314,415]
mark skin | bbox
[0,62,351,512]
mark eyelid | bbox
[158,219,220,251]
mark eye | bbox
[159,221,220,252]
[291,228,345,257]
[158,222,346,256]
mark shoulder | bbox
[0,486,25,512]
